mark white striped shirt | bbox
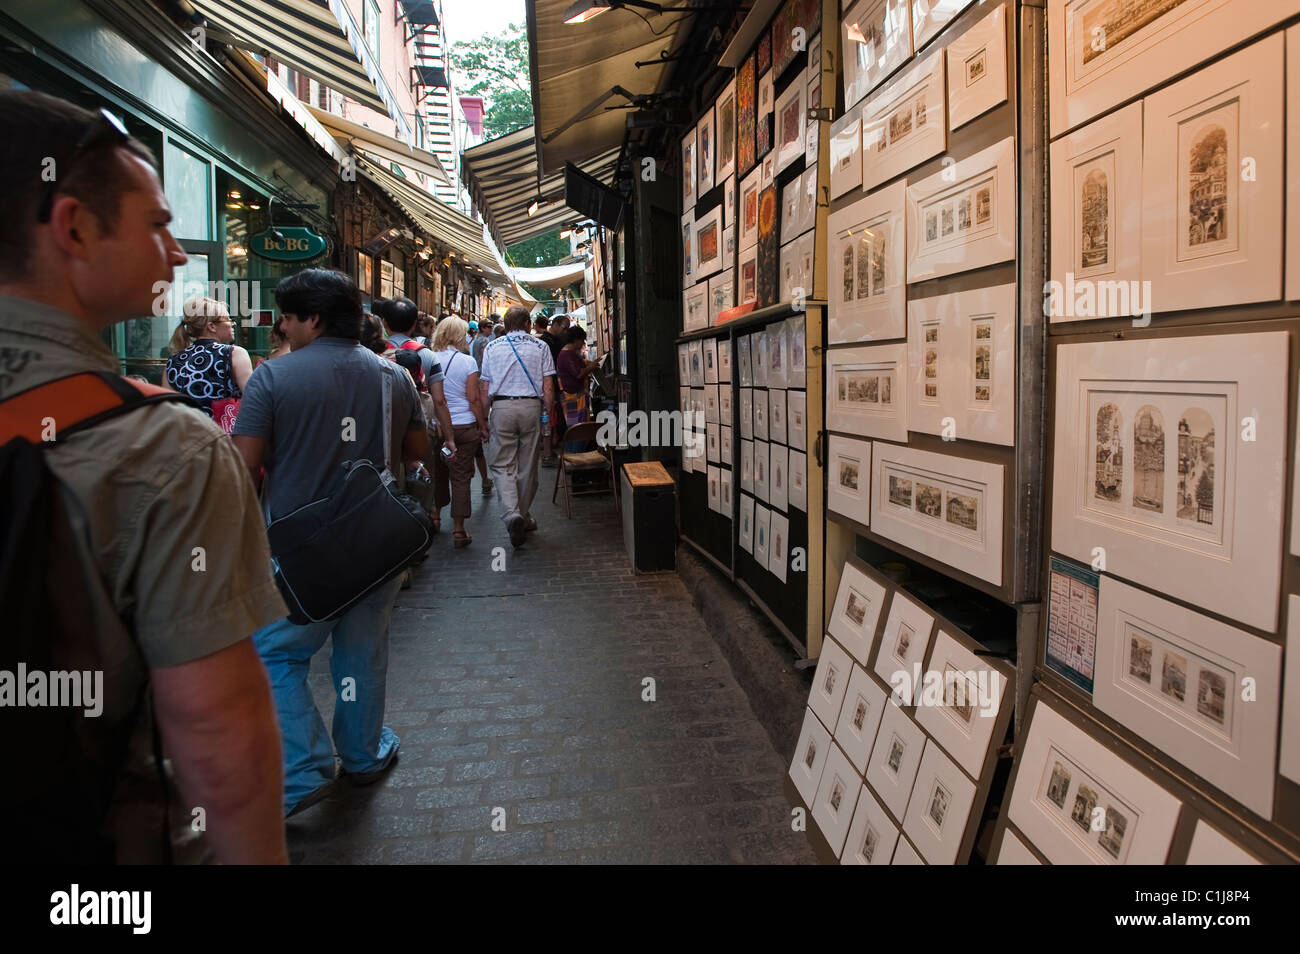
[480,330,555,397]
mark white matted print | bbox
[754,439,770,501]
[829,111,863,200]
[687,339,705,386]
[754,502,772,566]
[739,389,753,440]
[680,211,694,289]
[946,2,1008,130]
[1008,698,1182,865]
[737,331,753,386]
[770,444,789,513]
[720,424,733,466]
[861,48,947,192]
[842,783,899,865]
[828,180,907,343]
[706,422,720,464]
[739,492,755,551]
[737,246,759,306]
[842,0,914,109]
[781,172,813,245]
[1289,28,1300,302]
[874,589,935,691]
[719,467,733,518]
[787,389,807,450]
[677,344,690,385]
[827,342,907,443]
[697,106,715,195]
[827,435,872,526]
[834,665,889,773]
[1140,34,1284,313]
[703,337,718,384]
[703,383,719,424]
[806,33,822,168]
[769,511,790,583]
[1048,102,1143,321]
[790,706,833,806]
[906,283,1016,447]
[738,165,761,251]
[1186,821,1262,865]
[774,71,808,175]
[753,389,768,440]
[786,315,806,390]
[769,389,787,445]
[768,320,790,391]
[683,283,708,332]
[829,562,890,666]
[723,175,736,230]
[915,629,1011,780]
[812,741,863,857]
[681,126,697,211]
[789,450,808,511]
[907,136,1016,283]
[1051,332,1287,632]
[994,828,1044,865]
[1095,576,1281,819]
[1285,596,1300,787]
[1046,0,1296,138]
[872,443,1005,586]
[694,204,723,278]
[912,0,977,51]
[716,78,737,184]
[903,741,978,865]
[866,700,926,821]
[779,238,801,305]
[717,337,731,382]
[708,269,735,324]
[706,464,721,510]
[751,329,768,386]
[719,386,732,423]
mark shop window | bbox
[295,70,311,103]
[163,139,211,241]
[363,0,380,62]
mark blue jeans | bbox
[252,576,403,813]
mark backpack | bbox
[0,370,195,862]
[391,337,429,391]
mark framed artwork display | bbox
[687,339,705,386]
[861,48,946,192]
[1290,27,1300,302]
[680,211,694,289]
[681,127,697,211]
[697,106,716,195]
[1285,596,1300,787]
[739,389,753,441]
[871,443,1005,586]
[842,0,913,110]
[738,53,757,176]
[866,698,926,821]
[774,71,808,174]
[829,111,863,200]
[716,78,737,184]
[903,741,978,865]
[1008,697,1182,865]
[719,384,733,421]
[723,176,736,230]
[946,2,1008,130]
[790,450,807,511]
[912,0,977,51]
[739,493,755,552]
[786,314,806,390]
[1140,35,1284,313]
[915,628,1012,780]
[827,435,872,526]
[1094,576,1282,818]
[703,384,719,425]
[779,238,800,304]
[737,248,759,307]
[891,835,925,865]
[874,589,935,690]
[812,740,863,856]
[795,231,816,304]
[806,33,822,169]
[826,342,907,443]
[1185,821,1262,866]
[737,335,753,387]
[1048,102,1142,322]
[906,283,1017,447]
[754,439,770,500]
[834,664,889,774]
[994,828,1044,865]
[757,70,775,160]
[828,559,889,666]
[707,463,721,509]
[1046,0,1296,138]
[683,283,708,332]
[769,388,788,445]
[720,467,733,517]
[703,336,718,384]
[720,424,733,466]
[739,166,761,251]
[780,168,816,245]
[768,322,789,391]
[769,510,790,582]
[771,0,801,78]
[740,438,755,492]
[752,329,768,386]
[753,389,769,441]
[906,136,1016,283]
[676,344,689,385]
[754,502,772,566]
[828,180,907,344]
[790,705,833,806]
[1051,332,1287,631]
[694,204,723,278]
[718,337,731,382]
[842,783,898,865]
[757,25,771,76]
[706,424,720,465]
[788,388,807,450]
[770,443,790,513]
[708,269,735,325]
[757,185,779,306]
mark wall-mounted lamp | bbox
[563,0,662,23]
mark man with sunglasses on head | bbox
[0,91,289,863]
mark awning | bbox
[512,261,588,289]
[188,0,409,138]
[527,0,690,174]
[462,125,620,249]
[306,104,449,185]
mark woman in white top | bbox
[430,316,488,547]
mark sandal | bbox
[430,515,441,533]
[453,531,472,548]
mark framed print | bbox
[1008,698,1182,865]
[1095,576,1282,818]
[716,79,737,184]
[843,783,899,864]
[834,664,889,773]
[829,111,863,200]
[906,136,1016,283]
[677,344,690,385]
[994,828,1044,865]
[739,493,755,552]
[769,324,789,391]
[737,247,759,306]
[842,0,914,110]
[946,2,1008,130]
[757,26,772,75]
[771,0,801,78]
[687,339,705,386]
[681,127,697,211]
[719,385,733,421]
[1048,102,1143,321]
[754,439,770,501]
[786,314,807,390]
[871,443,1005,586]
[737,335,753,387]
[891,836,925,864]
[703,336,718,384]
[1051,332,1287,631]
[774,71,807,174]
[903,741,978,865]
[720,467,733,517]
[1285,596,1300,787]
[781,175,805,246]
[829,559,889,666]
[694,205,723,278]
[770,444,789,513]
[718,337,732,382]
[915,628,1012,780]
[706,423,720,464]
[828,181,907,344]
[1290,27,1300,302]
[827,435,872,526]
[740,438,755,493]
[1046,0,1296,138]
[707,464,721,511]
[874,590,935,690]
[680,211,694,289]
[697,106,715,195]
[754,502,772,566]
[757,184,779,305]
[812,741,863,857]
[752,329,768,386]
[739,166,761,251]
[739,389,754,440]
[703,384,719,425]
[722,225,735,263]
[1140,35,1284,313]
[769,511,790,582]
[861,49,946,192]
[827,343,907,443]
[707,269,735,325]
[769,389,788,445]
[753,390,769,440]
[788,389,808,450]
[789,450,808,511]
[723,175,736,230]
[794,232,816,304]
[866,699,926,821]
[757,70,775,161]
[738,53,758,176]
[790,705,833,806]
[720,424,733,466]
[1185,821,1262,865]
[906,283,1016,447]
[912,0,977,51]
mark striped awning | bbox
[462,125,621,250]
[306,104,449,185]
[188,0,408,137]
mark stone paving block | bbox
[471,829,546,861]
[515,797,584,825]
[450,759,515,782]
[414,785,483,810]
[482,777,552,801]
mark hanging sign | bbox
[250,227,326,261]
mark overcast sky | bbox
[441,0,526,47]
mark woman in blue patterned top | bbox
[165,296,252,428]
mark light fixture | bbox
[247,202,262,210]
[563,0,662,24]
[229,246,247,257]
[228,190,242,199]
[527,198,540,216]
[560,229,571,238]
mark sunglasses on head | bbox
[36,107,131,224]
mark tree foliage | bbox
[449,23,533,139]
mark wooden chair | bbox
[552,421,615,518]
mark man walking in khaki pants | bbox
[479,306,556,548]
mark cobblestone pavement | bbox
[286,463,817,864]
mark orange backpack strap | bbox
[0,370,194,445]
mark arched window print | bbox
[1177,408,1215,526]
[1133,404,1165,513]
[1095,402,1122,502]
[1081,168,1109,269]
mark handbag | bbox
[265,368,433,624]
[210,396,240,435]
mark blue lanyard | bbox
[505,334,540,396]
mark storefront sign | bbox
[251,227,326,261]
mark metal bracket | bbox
[806,106,833,123]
